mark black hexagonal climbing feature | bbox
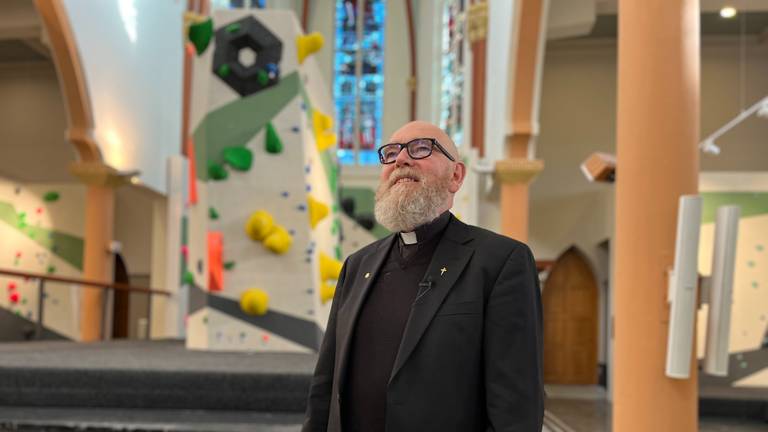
[213,16,282,97]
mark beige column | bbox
[495,0,547,241]
[468,0,488,157]
[614,0,700,431]
[80,183,115,341]
[70,163,134,341]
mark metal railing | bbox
[0,267,171,340]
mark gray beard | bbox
[374,168,451,233]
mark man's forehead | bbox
[388,121,458,157]
[389,123,447,142]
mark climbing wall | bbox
[696,190,768,390]
[183,9,341,352]
[0,178,85,340]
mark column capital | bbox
[69,161,138,188]
[467,1,488,44]
[494,158,544,184]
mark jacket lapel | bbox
[388,217,475,383]
[337,234,396,388]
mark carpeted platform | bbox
[0,340,317,412]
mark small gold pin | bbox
[365,272,370,279]
[440,267,447,276]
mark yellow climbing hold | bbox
[245,210,275,241]
[263,225,293,254]
[240,288,270,316]
[316,131,337,152]
[297,32,325,65]
[307,195,330,229]
[319,252,342,282]
[313,111,333,134]
[320,281,336,305]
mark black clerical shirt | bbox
[341,212,451,432]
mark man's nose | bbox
[394,146,413,167]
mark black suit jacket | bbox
[303,216,544,432]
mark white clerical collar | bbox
[400,231,418,245]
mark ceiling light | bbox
[720,6,737,19]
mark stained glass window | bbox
[334,0,386,165]
[439,0,466,147]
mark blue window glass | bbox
[334,0,386,165]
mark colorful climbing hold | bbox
[224,261,236,270]
[209,207,220,220]
[296,32,325,64]
[245,210,275,242]
[208,162,228,180]
[46,265,55,275]
[217,63,231,78]
[307,195,330,229]
[265,122,283,154]
[320,281,336,305]
[188,16,213,54]
[263,225,293,254]
[257,69,269,85]
[223,147,253,171]
[319,252,342,282]
[9,291,19,304]
[182,270,195,285]
[316,131,337,152]
[43,191,59,202]
[240,288,269,316]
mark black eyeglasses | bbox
[377,138,456,164]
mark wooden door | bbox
[543,246,599,384]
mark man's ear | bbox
[449,162,466,193]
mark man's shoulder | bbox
[459,220,532,257]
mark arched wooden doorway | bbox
[543,246,599,384]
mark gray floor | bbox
[545,398,768,432]
[0,407,304,432]
[0,339,317,374]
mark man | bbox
[303,121,544,432]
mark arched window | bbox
[334,0,386,165]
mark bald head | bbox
[388,121,459,161]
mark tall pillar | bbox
[495,0,548,241]
[79,183,115,341]
[614,1,699,431]
[468,0,488,157]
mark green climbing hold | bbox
[265,123,283,154]
[257,69,269,85]
[224,261,236,270]
[226,23,241,33]
[208,162,228,181]
[188,17,213,55]
[43,192,60,202]
[183,270,195,285]
[217,63,231,78]
[46,265,56,275]
[203,316,208,324]
[223,147,253,171]
[209,207,219,220]
[335,244,343,261]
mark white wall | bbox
[62,0,185,194]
